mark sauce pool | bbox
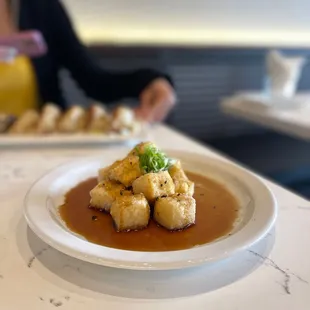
[59,172,239,251]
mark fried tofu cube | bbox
[89,180,131,212]
[108,155,143,187]
[110,194,150,232]
[132,171,175,204]
[174,179,195,196]
[169,160,187,180]
[154,194,196,230]
[169,161,194,196]
[98,160,121,182]
[128,141,156,156]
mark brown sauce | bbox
[59,172,239,251]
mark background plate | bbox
[0,125,147,147]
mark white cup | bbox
[266,50,306,99]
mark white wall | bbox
[62,0,310,47]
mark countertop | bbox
[221,93,310,140]
[0,125,309,309]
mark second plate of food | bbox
[0,104,145,146]
[24,143,277,270]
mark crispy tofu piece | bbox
[154,194,196,230]
[168,160,187,179]
[169,161,194,196]
[110,194,150,232]
[132,171,175,204]
[108,155,142,187]
[89,180,131,212]
[98,160,121,182]
[174,179,195,196]
[128,141,156,156]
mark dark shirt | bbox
[19,0,171,108]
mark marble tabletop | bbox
[0,125,309,310]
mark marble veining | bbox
[49,298,63,307]
[62,264,82,274]
[28,246,51,268]
[37,296,70,307]
[248,250,309,294]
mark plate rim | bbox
[24,150,278,270]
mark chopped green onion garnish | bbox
[135,145,174,173]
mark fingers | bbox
[150,99,174,122]
[145,91,174,122]
[137,79,176,123]
[136,87,154,120]
[150,85,176,122]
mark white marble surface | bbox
[221,93,310,140]
[0,125,309,310]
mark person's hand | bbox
[135,78,176,123]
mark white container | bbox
[266,50,306,99]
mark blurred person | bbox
[0,0,176,122]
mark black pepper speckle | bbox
[92,215,98,221]
[160,184,163,187]
[164,180,167,184]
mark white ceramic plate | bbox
[0,128,147,147]
[24,149,277,270]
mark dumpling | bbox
[36,103,61,134]
[58,106,86,133]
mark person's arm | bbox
[46,0,172,103]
